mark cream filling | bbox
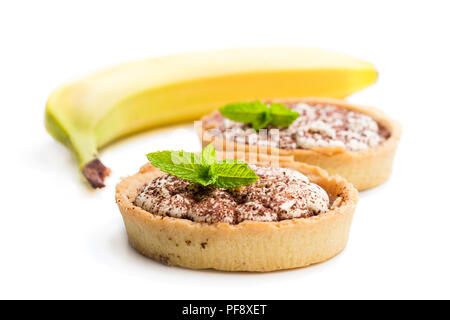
[135,165,330,224]
[209,103,386,152]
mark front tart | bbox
[115,156,358,272]
[198,97,402,191]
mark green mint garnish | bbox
[146,144,259,188]
[219,101,299,130]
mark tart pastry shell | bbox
[198,97,402,191]
[115,156,358,272]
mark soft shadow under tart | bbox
[115,155,358,272]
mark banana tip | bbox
[82,159,111,188]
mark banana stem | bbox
[45,110,111,188]
[82,158,111,188]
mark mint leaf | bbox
[147,150,214,186]
[214,162,259,188]
[251,110,272,131]
[146,144,259,188]
[268,103,299,127]
[219,101,299,130]
[201,143,216,165]
[219,101,268,125]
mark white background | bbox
[1,0,449,299]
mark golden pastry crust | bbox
[115,156,358,272]
[197,97,402,191]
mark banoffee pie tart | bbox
[115,145,358,272]
[198,98,401,191]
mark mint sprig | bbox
[146,144,259,188]
[219,101,299,130]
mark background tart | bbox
[115,154,358,272]
[198,97,402,191]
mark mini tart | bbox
[197,97,402,191]
[115,155,358,272]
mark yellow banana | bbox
[45,48,377,188]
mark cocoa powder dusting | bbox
[205,102,390,152]
[134,165,330,224]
